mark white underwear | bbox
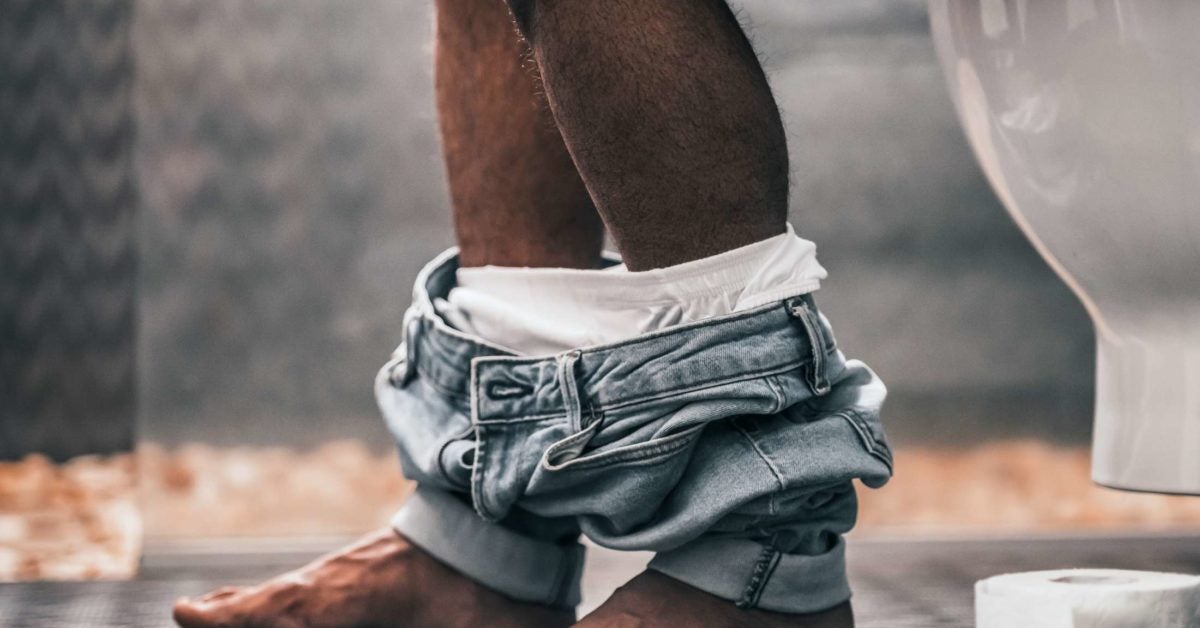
[435,223,827,356]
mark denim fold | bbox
[392,485,584,608]
[378,248,892,614]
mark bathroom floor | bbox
[1,533,1197,627]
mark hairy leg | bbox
[438,0,602,268]
[505,0,789,270]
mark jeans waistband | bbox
[392,247,834,423]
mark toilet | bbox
[929,0,1200,495]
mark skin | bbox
[437,0,603,269]
[506,0,790,270]
[175,0,847,626]
[172,529,575,628]
[576,571,855,628]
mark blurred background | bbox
[3,0,1198,584]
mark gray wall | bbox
[132,1,1095,450]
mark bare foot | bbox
[575,571,853,628]
[173,528,575,628]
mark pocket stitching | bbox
[839,409,893,471]
[541,424,702,472]
[733,419,787,491]
[542,420,603,468]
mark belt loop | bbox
[786,295,831,396]
[556,350,584,432]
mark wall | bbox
[1,0,137,460]
[127,0,1094,450]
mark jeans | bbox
[378,248,893,613]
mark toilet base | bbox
[1091,331,1200,496]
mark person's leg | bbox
[439,0,602,269]
[506,0,789,271]
[505,1,854,625]
[578,572,854,628]
[172,529,573,628]
[172,1,595,626]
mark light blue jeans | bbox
[378,248,893,613]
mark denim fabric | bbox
[380,248,893,613]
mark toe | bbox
[172,597,216,627]
[198,587,242,602]
[173,592,244,628]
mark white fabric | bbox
[434,223,827,356]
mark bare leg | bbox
[172,2,595,626]
[172,530,573,627]
[438,0,602,268]
[505,0,789,270]
[576,572,854,628]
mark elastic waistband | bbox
[392,248,831,423]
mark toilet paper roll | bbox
[976,569,1200,628]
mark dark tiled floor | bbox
[2,533,1197,627]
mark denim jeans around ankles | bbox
[379,248,893,613]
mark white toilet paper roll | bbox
[976,569,1200,628]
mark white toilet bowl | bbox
[929,0,1200,494]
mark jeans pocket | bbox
[525,424,702,537]
[542,423,704,472]
[543,375,786,473]
[738,406,893,497]
[521,380,799,536]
